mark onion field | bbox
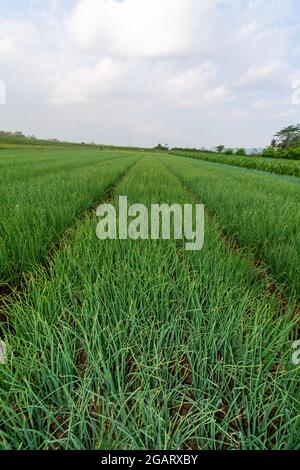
[170,150,300,177]
[0,146,299,450]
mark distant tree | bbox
[262,147,277,158]
[273,124,300,149]
[154,143,169,151]
[224,148,234,155]
[14,131,25,138]
[235,148,246,156]
[216,145,225,153]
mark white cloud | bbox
[0,38,16,59]
[250,99,270,110]
[52,59,123,104]
[269,109,297,119]
[65,0,216,59]
[167,64,216,92]
[0,17,40,52]
[204,85,232,103]
[166,65,232,108]
[0,0,300,148]
[238,61,288,88]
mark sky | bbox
[0,0,300,148]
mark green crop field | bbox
[0,145,299,450]
[0,148,141,285]
[170,150,300,177]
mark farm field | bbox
[161,154,300,301]
[170,150,300,177]
[0,148,141,286]
[0,147,299,450]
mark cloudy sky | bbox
[0,0,300,148]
